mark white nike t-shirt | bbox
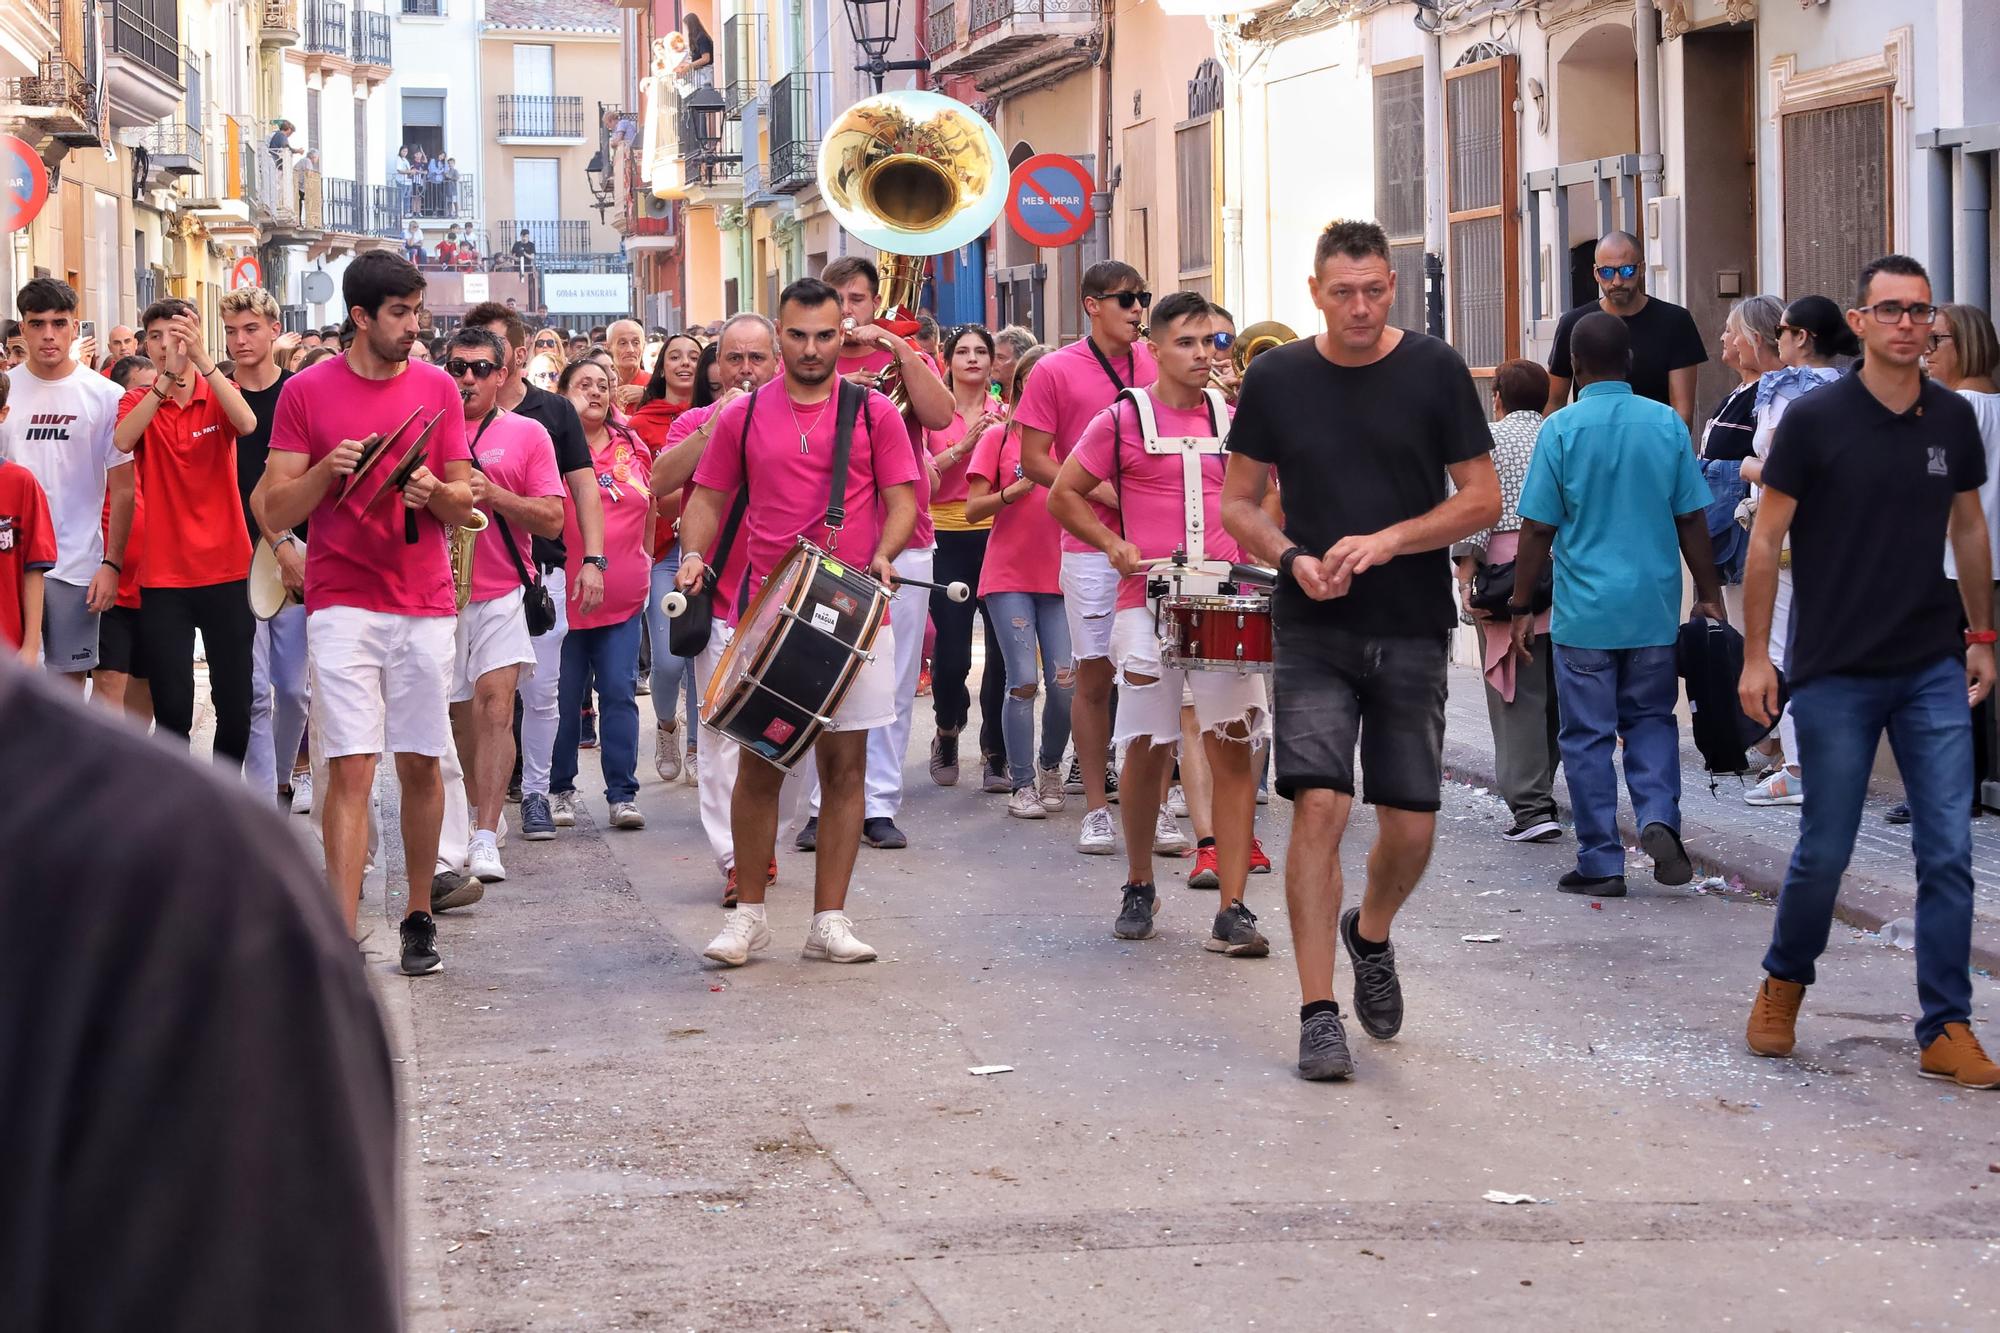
[0,364,129,586]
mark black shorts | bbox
[97,604,150,680]
[1271,620,1448,811]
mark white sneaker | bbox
[655,722,683,783]
[801,910,878,963]
[703,908,770,966]
[552,792,577,827]
[1007,786,1047,820]
[1036,764,1066,812]
[683,746,699,786]
[610,800,646,829]
[1167,783,1189,818]
[467,832,506,883]
[1745,767,1804,807]
[1078,806,1118,855]
[1153,807,1191,855]
[289,770,314,815]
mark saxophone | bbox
[450,509,490,611]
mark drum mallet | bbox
[887,574,970,602]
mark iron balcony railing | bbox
[394,171,473,220]
[351,10,390,64]
[536,251,630,275]
[721,11,763,118]
[367,184,403,237]
[969,0,1095,32]
[141,118,205,171]
[110,0,182,84]
[769,70,827,194]
[262,0,299,32]
[497,94,583,139]
[497,218,591,255]
[304,0,347,55]
[323,175,361,232]
[8,54,98,142]
[400,0,440,12]
[925,2,956,55]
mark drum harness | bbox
[1107,383,1235,640]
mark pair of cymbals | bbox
[339,407,444,518]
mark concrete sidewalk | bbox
[1440,664,2000,970]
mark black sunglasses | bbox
[447,357,504,379]
[1096,290,1153,310]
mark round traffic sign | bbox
[229,256,263,291]
[1005,154,1096,249]
[0,135,51,235]
[301,269,335,305]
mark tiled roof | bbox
[484,0,620,33]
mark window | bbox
[401,92,444,161]
[1444,55,1519,381]
[512,157,560,220]
[1783,96,1889,303]
[513,43,555,98]
[306,87,321,158]
[1175,118,1213,297]
[354,99,368,190]
[1373,64,1425,332]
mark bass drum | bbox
[247,536,302,621]
[702,540,890,770]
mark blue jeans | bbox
[987,591,1073,790]
[1763,654,1975,1044]
[1554,643,1682,878]
[1701,458,1748,584]
[645,548,700,736]
[552,612,643,804]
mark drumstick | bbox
[660,590,689,618]
[887,574,970,603]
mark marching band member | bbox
[1049,292,1270,958]
[255,252,476,976]
[675,278,920,967]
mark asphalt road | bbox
[358,710,2000,1332]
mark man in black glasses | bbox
[1544,230,1707,439]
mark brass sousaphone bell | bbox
[1232,320,1299,377]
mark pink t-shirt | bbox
[839,343,937,549]
[1013,336,1159,553]
[564,421,651,630]
[664,399,752,624]
[967,423,1060,597]
[1069,395,1238,611]
[468,410,564,604]
[267,355,472,617]
[692,382,921,628]
[927,409,986,506]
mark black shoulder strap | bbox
[704,386,760,589]
[466,410,541,592]
[1087,337,1134,393]
[825,379,865,538]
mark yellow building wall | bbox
[683,209,725,324]
[479,31,627,254]
[1108,0,1222,300]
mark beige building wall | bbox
[478,27,624,255]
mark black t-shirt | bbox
[515,382,590,569]
[1762,373,1987,684]
[1228,332,1492,636]
[690,31,714,61]
[1547,296,1708,409]
[236,369,295,540]
[0,663,400,1329]
[1700,378,1758,462]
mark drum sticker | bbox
[829,590,858,617]
[762,717,797,745]
[811,604,840,634]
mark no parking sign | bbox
[1005,154,1096,250]
[0,136,50,235]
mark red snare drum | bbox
[1161,593,1274,673]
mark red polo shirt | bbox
[117,377,251,588]
[0,460,57,649]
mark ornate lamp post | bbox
[841,0,930,93]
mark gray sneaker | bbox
[431,869,485,913]
[1298,1009,1354,1080]
[1204,901,1269,957]
[1113,882,1158,940]
[1339,907,1404,1040]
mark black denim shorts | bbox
[97,604,149,680]
[1271,620,1449,810]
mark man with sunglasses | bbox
[1019,261,1161,855]
[1544,231,1707,439]
[437,329,566,886]
[1740,254,2000,1089]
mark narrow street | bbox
[356,710,2000,1331]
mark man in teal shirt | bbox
[1509,312,1726,895]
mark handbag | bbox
[469,412,558,636]
[1469,557,1553,616]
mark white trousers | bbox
[807,547,931,821]
[245,601,309,797]
[692,615,803,874]
[519,565,569,797]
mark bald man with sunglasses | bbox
[1544,231,1708,439]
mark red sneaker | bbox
[1188,844,1220,889]
[722,867,739,909]
[1249,837,1272,875]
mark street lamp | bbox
[584,150,615,220]
[841,0,930,93]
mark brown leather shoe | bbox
[1746,976,1805,1057]
[1919,1023,2000,1089]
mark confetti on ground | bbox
[1462,934,1502,943]
[968,1064,1015,1076]
[1482,1190,1549,1205]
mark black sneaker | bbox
[795,817,818,853]
[930,730,960,786]
[981,754,1011,794]
[1298,1008,1354,1081]
[431,869,485,913]
[1114,882,1158,940]
[1885,802,1912,826]
[1063,754,1085,794]
[400,911,442,975]
[1502,818,1563,843]
[1338,907,1403,1040]
[1640,821,1693,885]
[507,777,522,805]
[1103,756,1119,804]
[863,816,907,849]
[1205,902,1269,957]
[1558,869,1628,897]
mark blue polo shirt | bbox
[1517,380,1710,649]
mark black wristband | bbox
[101,558,122,574]
[1278,545,1308,583]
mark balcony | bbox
[6,53,100,148]
[141,119,205,178]
[399,0,441,13]
[260,0,299,47]
[768,69,826,196]
[303,0,348,65]
[103,0,183,130]
[323,175,361,233]
[350,10,391,72]
[185,114,263,238]
[397,171,474,220]
[930,0,1099,81]
[497,218,591,257]
[367,185,403,237]
[721,11,765,119]
[496,94,584,143]
[925,2,955,56]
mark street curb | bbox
[1441,735,2000,976]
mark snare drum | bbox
[702,540,890,770]
[1160,592,1274,673]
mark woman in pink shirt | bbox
[925,325,1009,788]
[549,358,654,829]
[965,345,1071,820]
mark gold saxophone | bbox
[450,509,490,611]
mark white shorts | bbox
[452,588,536,702]
[1060,549,1119,662]
[1109,607,1269,749]
[828,620,897,731]
[307,605,457,759]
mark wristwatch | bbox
[1966,629,1997,646]
[582,555,608,572]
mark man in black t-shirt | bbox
[1224,219,1500,1083]
[1544,230,1707,437]
[464,301,604,841]
[1739,254,2000,1089]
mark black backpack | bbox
[1676,614,1787,782]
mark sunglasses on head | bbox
[1095,290,1153,310]
[1596,264,1639,281]
[447,357,503,379]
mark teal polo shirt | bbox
[1516,380,1711,649]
